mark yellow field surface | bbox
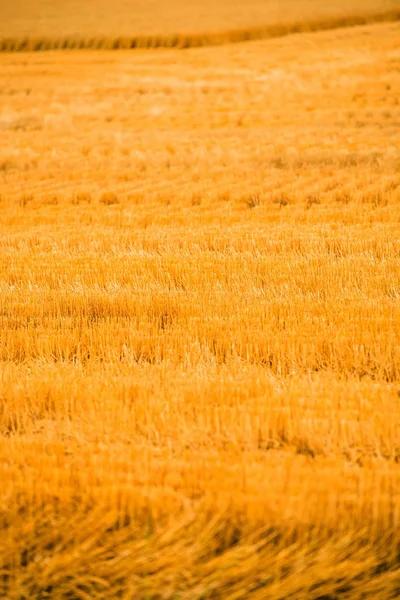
[0,0,399,49]
[1,18,400,599]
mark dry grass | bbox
[0,0,399,50]
[1,17,400,599]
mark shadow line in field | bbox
[0,9,399,52]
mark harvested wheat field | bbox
[1,0,400,49]
[1,4,400,598]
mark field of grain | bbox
[1,0,399,49]
[1,11,400,600]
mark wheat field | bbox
[1,0,399,49]
[1,6,400,599]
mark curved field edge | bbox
[0,8,399,51]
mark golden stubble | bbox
[0,18,400,600]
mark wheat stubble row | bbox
[1,0,399,48]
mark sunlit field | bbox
[1,9,400,600]
[1,0,399,49]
